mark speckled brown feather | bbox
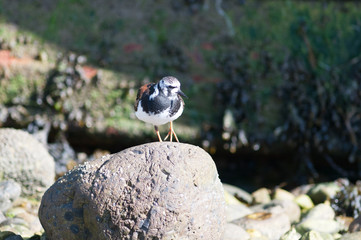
[134,83,153,111]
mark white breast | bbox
[135,101,184,126]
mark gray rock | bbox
[39,142,226,240]
[222,223,250,240]
[0,180,21,212]
[232,211,291,240]
[340,232,361,240]
[0,128,55,196]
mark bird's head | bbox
[158,76,187,99]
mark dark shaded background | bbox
[1,0,361,191]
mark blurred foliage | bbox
[212,1,361,179]
[1,0,361,181]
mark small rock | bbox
[297,203,340,234]
[307,182,340,204]
[273,188,295,201]
[296,219,341,234]
[0,181,21,212]
[0,128,55,196]
[303,204,335,221]
[223,183,253,204]
[300,230,333,240]
[348,215,361,233]
[251,199,301,223]
[294,194,314,210]
[222,223,250,240]
[233,211,291,240]
[280,227,301,240]
[339,232,361,240]
[252,188,271,204]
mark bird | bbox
[134,76,187,142]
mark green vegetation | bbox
[1,1,361,178]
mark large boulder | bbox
[0,128,55,196]
[39,142,226,240]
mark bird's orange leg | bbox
[164,121,179,142]
[154,126,162,142]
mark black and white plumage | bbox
[134,76,187,142]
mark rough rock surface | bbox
[0,128,55,196]
[39,142,226,240]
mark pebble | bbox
[233,211,291,240]
[303,204,335,220]
[296,219,341,234]
[297,203,340,234]
[252,187,271,204]
[294,194,314,210]
[273,188,295,201]
[251,199,301,223]
[0,196,42,239]
[0,180,359,239]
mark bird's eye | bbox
[168,86,176,89]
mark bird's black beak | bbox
[178,90,188,99]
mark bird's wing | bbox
[134,83,153,111]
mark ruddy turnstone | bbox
[134,76,187,142]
